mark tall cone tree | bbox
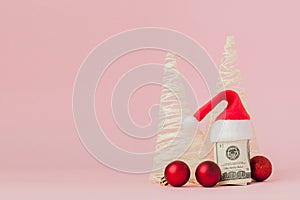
[200,36,260,158]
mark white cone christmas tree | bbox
[150,52,203,184]
[200,36,260,158]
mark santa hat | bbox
[194,90,252,142]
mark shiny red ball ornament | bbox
[195,161,221,187]
[164,160,190,187]
[250,156,272,182]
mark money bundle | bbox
[214,140,251,185]
[194,90,253,186]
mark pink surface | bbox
[1,0,300,199]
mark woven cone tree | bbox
[200,36,260,159]
[150,52,203,184]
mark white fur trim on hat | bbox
[210,120,252,142]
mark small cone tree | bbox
[150,52,203,184]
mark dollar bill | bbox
[214,140,251,185]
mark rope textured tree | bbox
[150,52,203,184]
[201,36,260,158]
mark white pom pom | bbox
[182,116,198,133]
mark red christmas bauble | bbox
[195,161,221,187]
[250,156,272,182]
[164,160,190,187]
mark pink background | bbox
[1,0,300,199]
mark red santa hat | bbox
[194,90,252,142]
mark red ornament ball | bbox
[164,160,190,187]
[250,156,272,182]
[195,161,221,187]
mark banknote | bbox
[214,140,251,185]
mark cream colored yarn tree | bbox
[200,36,260,158]
[150,52,203,184]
